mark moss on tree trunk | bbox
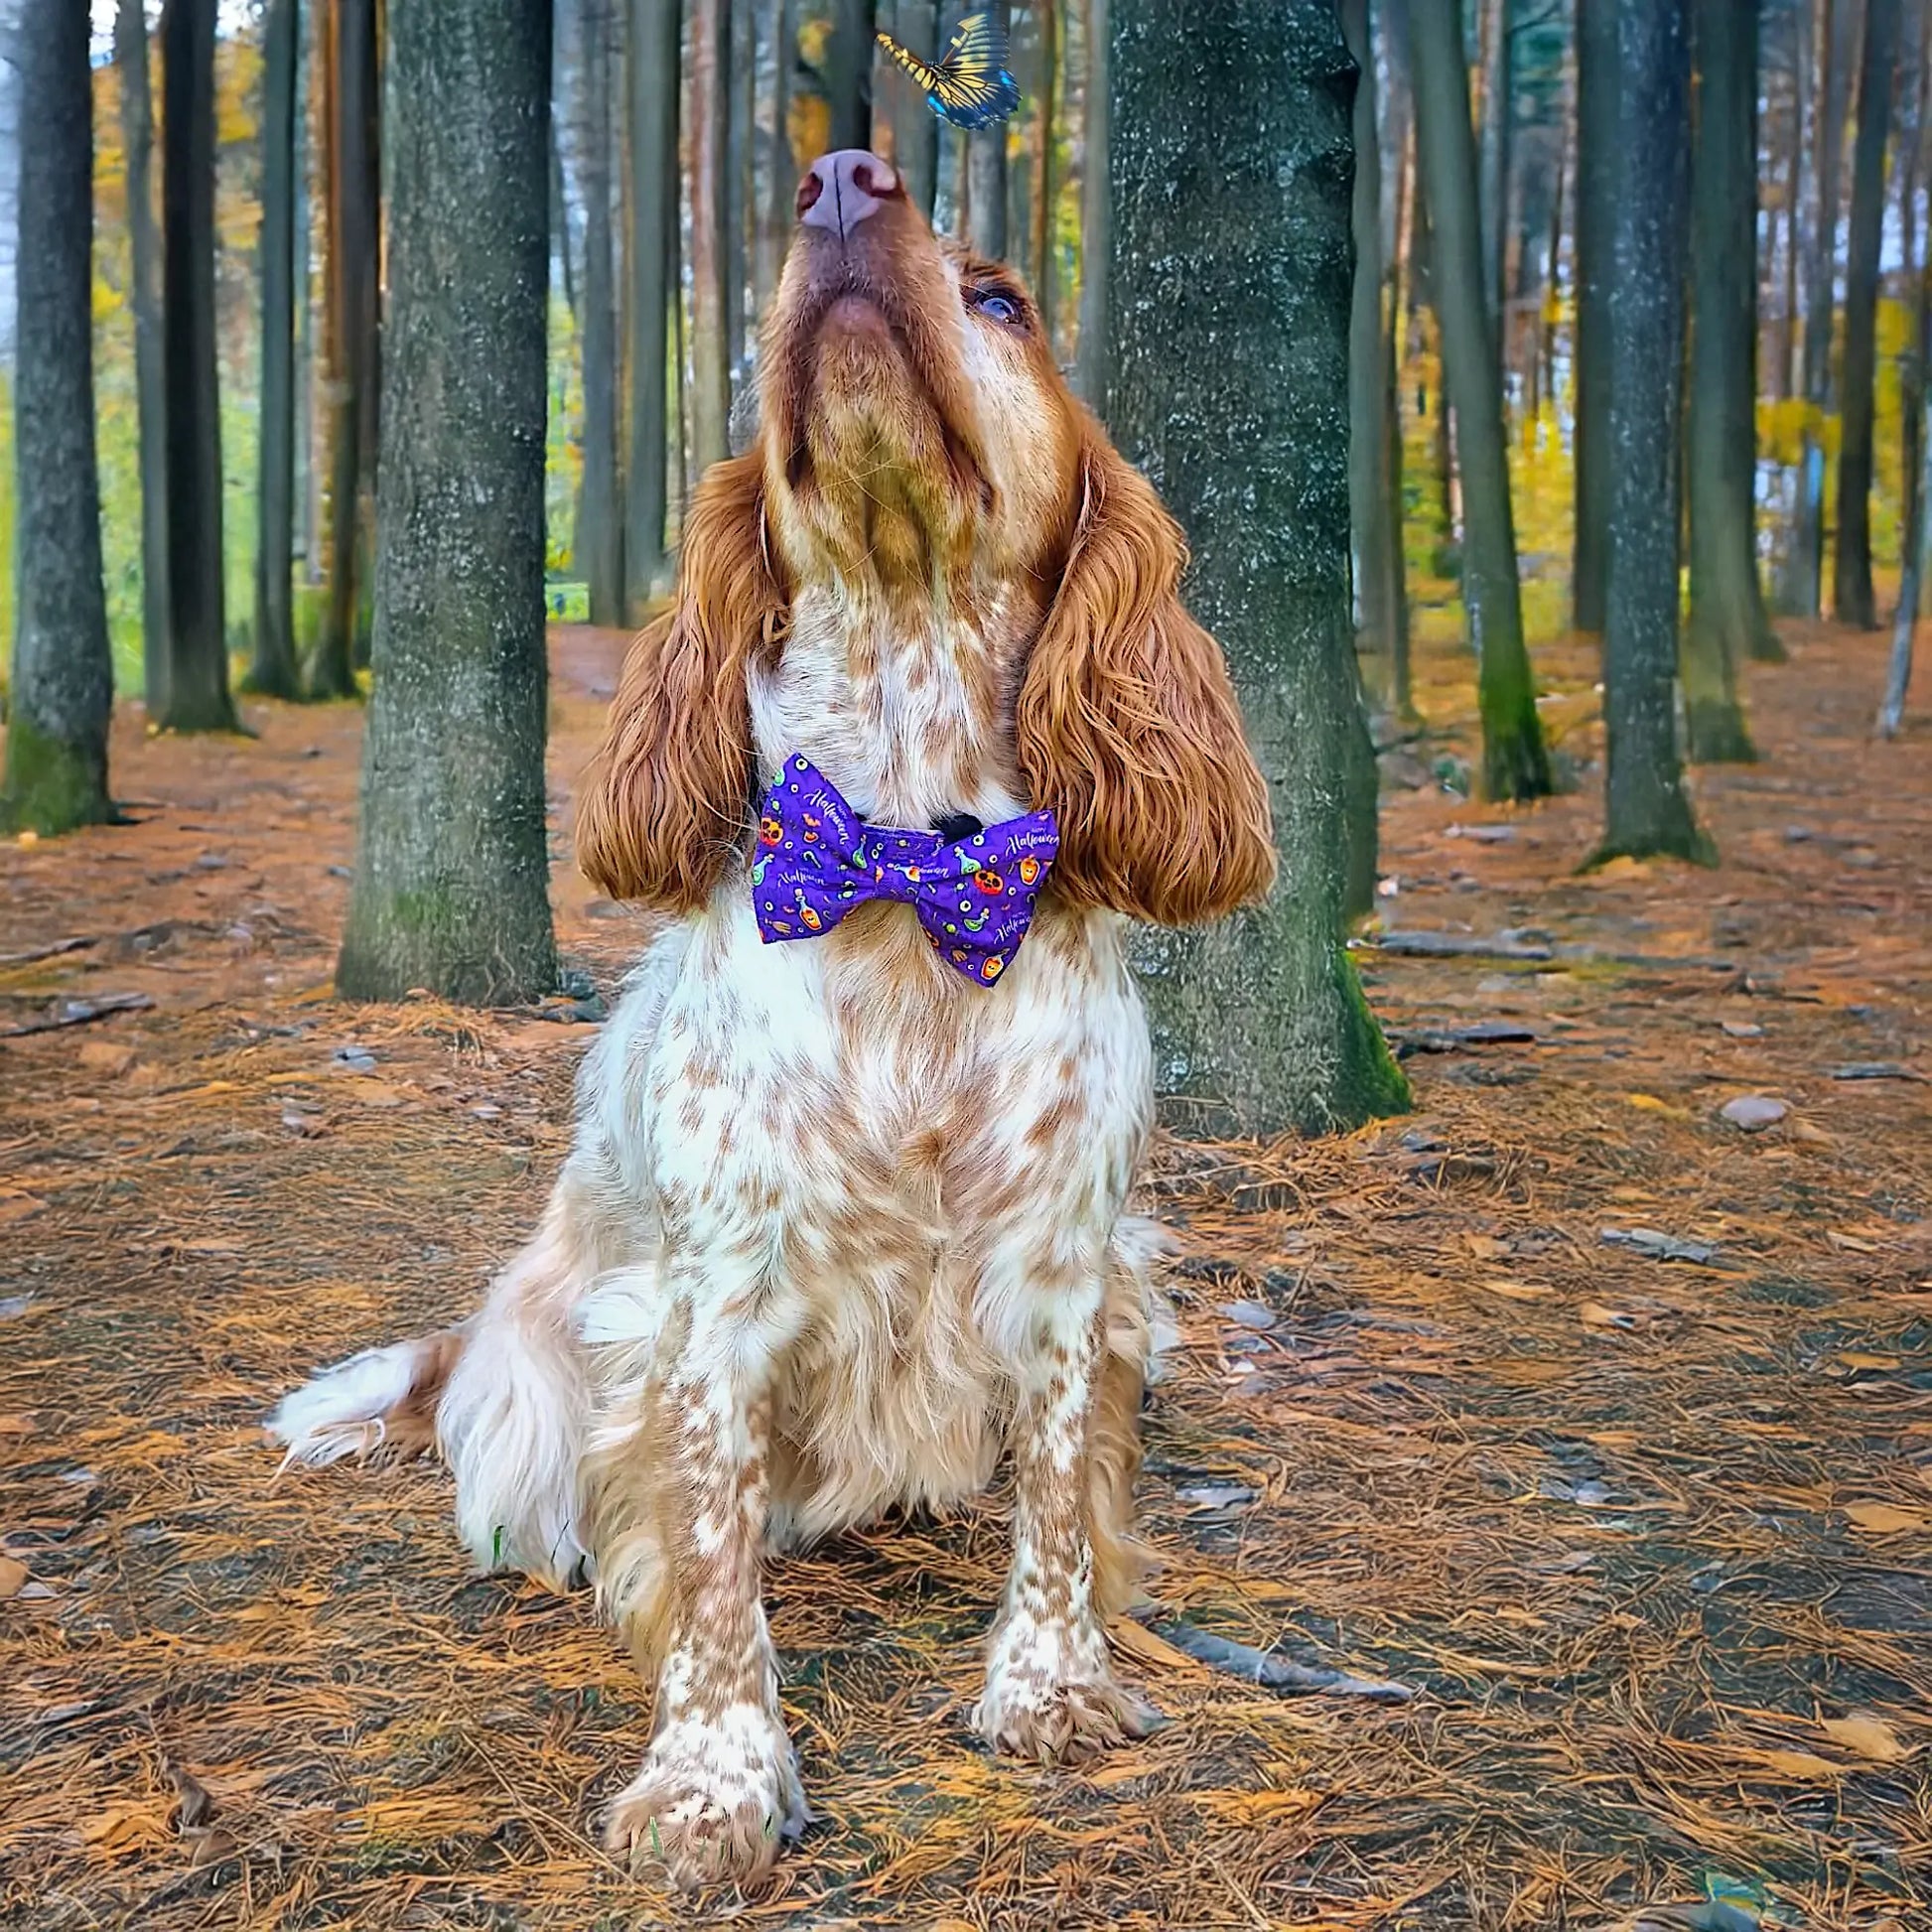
[2,0,114,836]
[336,0,558,1007]
[1103,0,1408,1138]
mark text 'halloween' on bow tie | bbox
[752,758,1058,984]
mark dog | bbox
[270,148,1275,1891]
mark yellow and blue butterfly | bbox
[876,11,1021,131]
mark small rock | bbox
[194,853,228,871]
[330,1045,377,1074]
[1721,1094,1789,1132]
[1720,1021,1764,1038]
[1217,1300,1277,1331]
[471,1103,502,1120]
[1176,1482,1258,1510]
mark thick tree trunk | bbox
[1682,0,1766,760]
[1105,0,1408,1137]
[892,2,941,218]
[1341,0,1406,717]
[728,0,755,394]
[115,0,171,717]
[1881,372,1928,734]
[159,0,236,733]
[1783,0,1858,618]
[759,0,799,315]
[1600,0,1709,865]
[1476,0,1511,352]
[1030,0,1058,343]
[690,0,734,474]
[579,0,625,623]
[1836,0,1901,632]
[967,0,1010,258]
[1896,5,1930,597]
[624,0,680,609]
[314,0,380,698]
[1074,0,1109,400]
[248,0,303,699]
[1407,0,1550,801]
[1573,0,1615,633]
[338,0,558,1006]
[295,0,319,588]
[2,0,114,834]
[825,0,876,150]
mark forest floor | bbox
[1,615,1928,1932]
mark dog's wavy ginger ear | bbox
[1017,428,1277,926]
[575,453,786,909]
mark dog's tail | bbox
[267,1325,470,1470]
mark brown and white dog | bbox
[271,150,1274,1891]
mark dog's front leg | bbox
[977,1285,1158,1762]
[603,1330,803,1891]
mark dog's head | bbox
[577,151,1275,926]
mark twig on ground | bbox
[0,992,154,1037]
[0,936,98,969]
[1152,1619,1418,1703]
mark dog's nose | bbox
[796,150,901,240]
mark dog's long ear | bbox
[576,452,786,909]
[1016,425,1277,925]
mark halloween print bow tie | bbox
[752,757,1058,985]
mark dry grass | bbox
[1,618,1927,1930]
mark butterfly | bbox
[876,10,1022,131]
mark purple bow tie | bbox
[752,757,1058,985]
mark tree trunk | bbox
[1341,0,1406,716]
[1896,1,1930,593]
[825,0,876,150]
[759,0,799,312]
[1881,329,1928,733]
[1,0,114,834]
[1836,0,1901,631]
[1030,0,1058,343]
[159,0,236,733]
[295,0,319,587]
[1476,0,1511,353]
[892,2,941,218]
[248,0,303,699]
[624,0,680,609]
[314,0,380,699]
[551,110,578,323]
[1407,0,1550,801]
[1682,0,1766,760]
[728,0,756,395]
[1074,0,1109,400]
[1600,0,1709,865]
[690,0,734,475]
[1783,0,1858,618]
[115,0,171,718]
[579,0,625,624]
[338,0,558,1006]
[1105,0,1409,1138]
[967,0,1010,258]
[1573,0,1615,633]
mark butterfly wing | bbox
[930,11,1021,129]
[875,31,945,99]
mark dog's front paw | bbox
[603,1706,805,1891]
[976,1620,1159,1765]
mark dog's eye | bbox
[968,287,1023,328]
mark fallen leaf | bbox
[1837,1352,1901,1372]
[0,1195,46,1226]
[76,1041,137,1074]
[1846,1501,1929,1535]
[1828,1230,1879,1254]
[1626,1093,1693,1120]
[1482,1278,1553,1302]
[79,1802,170,1856]
[1747,1747,1845,1781]
[1107,1617,1209,1676]
[1820,1715,1910,1762]
[0,1557,27,1598]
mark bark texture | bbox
[825,0,877,150]
[1074,0,1109,400]
[314,0,380,697]
[2,0,114,834]
[1572,0,1615,634]
[1682,0,1765,760]
[1836,0,1902,632]
[625,0,680,608]
[160,0,237,732]
[690,0,733,473]
[115,0,171,715]
[247,0,302,699]
[1406,0,1550,801]
[1476,0,1511,348]
[967,0,1011,258]
[1105,0,1409,1137]
[1600,0,1709,865]
[893,1,941,218]
[339,0,558,1005]
[1029,0,1058,343]
[577,0,624,625]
